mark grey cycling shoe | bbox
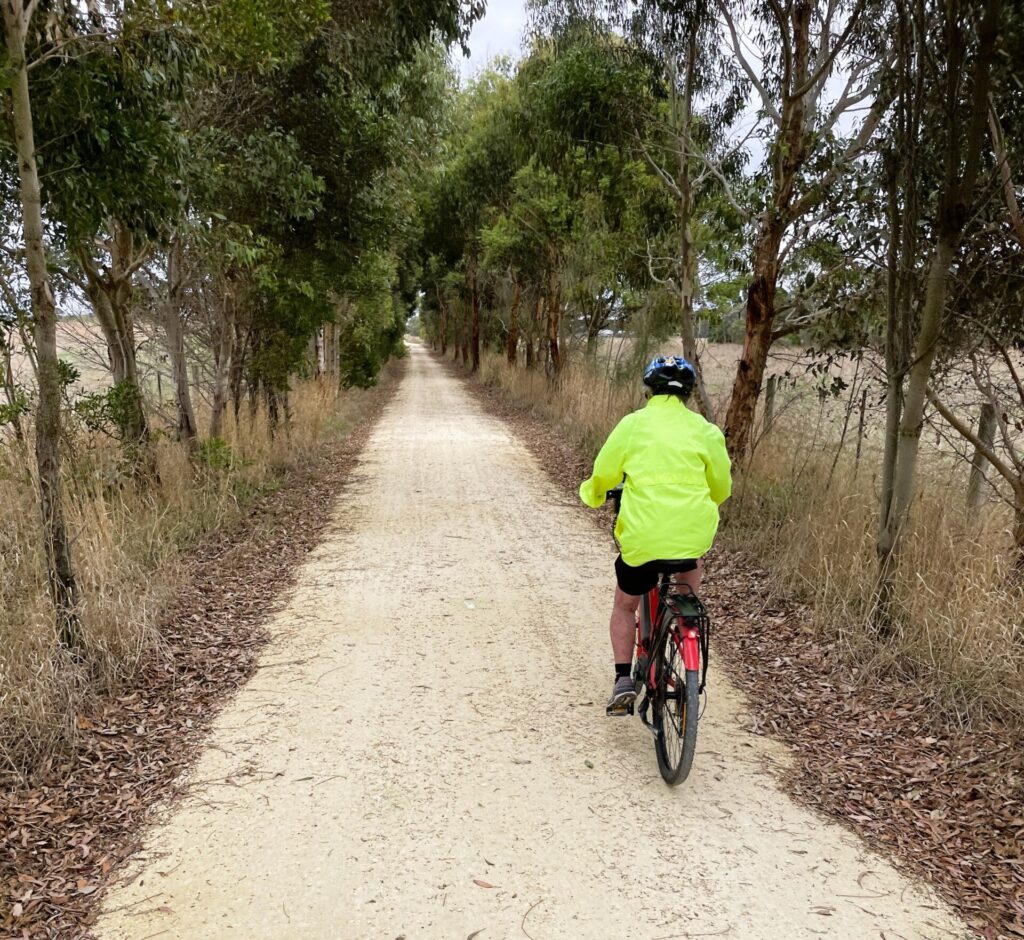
[606,675,636,715]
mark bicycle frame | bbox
[636,581,708,696]
[638,585,704,671]
[606,483,710,721]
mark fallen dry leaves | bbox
[0,366,402,939]
[702,553,1024,940]
[454,355,1024,940]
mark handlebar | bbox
[606,484,624,546]
[606,484,624,513]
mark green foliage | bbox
[197,437,237,471]
[72,389,117,436]
[56,360,80,391]
[0,391,27,428]
[72,381,144,439]
[156,0,471,395]
[189,0,330,72]
[24,8,200,244]
[415,27,688,350]
[194,129,326,230]
[337,255,408,388]
[518,29,655,156]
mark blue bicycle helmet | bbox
[643,355,696,398]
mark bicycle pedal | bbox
[606,702,635,717]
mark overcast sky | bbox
[456,1,530,79]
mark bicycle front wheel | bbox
[652,632,700,786]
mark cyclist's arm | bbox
[579,416,632,508]
[703,423,732,506]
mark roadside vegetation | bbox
[1,0,1021,810]
[417,0,1024,729]
[0,1,475,778]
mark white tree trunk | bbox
[3,0,81,645]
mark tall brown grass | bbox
[478,354,641,456]
[0,377,384,778]
[476,351,1024,727]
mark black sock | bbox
[614,662,631,679]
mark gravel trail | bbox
[95,343,965,940]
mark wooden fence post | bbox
[763,374,777,434]
[855,388,868,464]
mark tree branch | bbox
[646,240,679,293]
[792,0,867,100]
[124,241,154,279]
[636,137,683,200]
[965,316,1024,420]
[765,0,794,94]
[994,343,1024,412]
[969,354,1023,472]
[24,0,41,29]
[789,85,891,219]
[927,386,1017,486]
[74,246,104,285]
[988,99,1024,247]
[687,150,751,220]
[819,60,873,136]
[715,0,782,126]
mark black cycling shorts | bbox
[615,555,698,596]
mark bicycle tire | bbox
[652,631,700,786]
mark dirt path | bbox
[95,344,965,940]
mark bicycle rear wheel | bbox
[652,629,700,786]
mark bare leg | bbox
[610,587,640,664]
[670,561,702,597]
[610,561,704,665]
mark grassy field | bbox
[9,316,170,396]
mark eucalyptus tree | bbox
[480,194,543,364]
[247,9,469,391]
[499,160,577,373]
[24,4,199,454]
[703,0,896,456]
[531,0,746,415]
[898,0,1024,570]
[515,33,683,372]
[1,0,86,644]
[0,0,480,644]
[873,0,1006,616]
[633,0,743,419]
[419,64,527,370]
[158,0,331,442]
[159,0,471,424]
[515,31,640,372]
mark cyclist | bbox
[579,355,732,713]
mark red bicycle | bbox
[606,486,711,786]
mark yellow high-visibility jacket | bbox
[579,395,732,566]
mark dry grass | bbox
[734,424,1024,726]
[475,350,1024,727]
[478,354,642,458]
[0,377,384,778]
